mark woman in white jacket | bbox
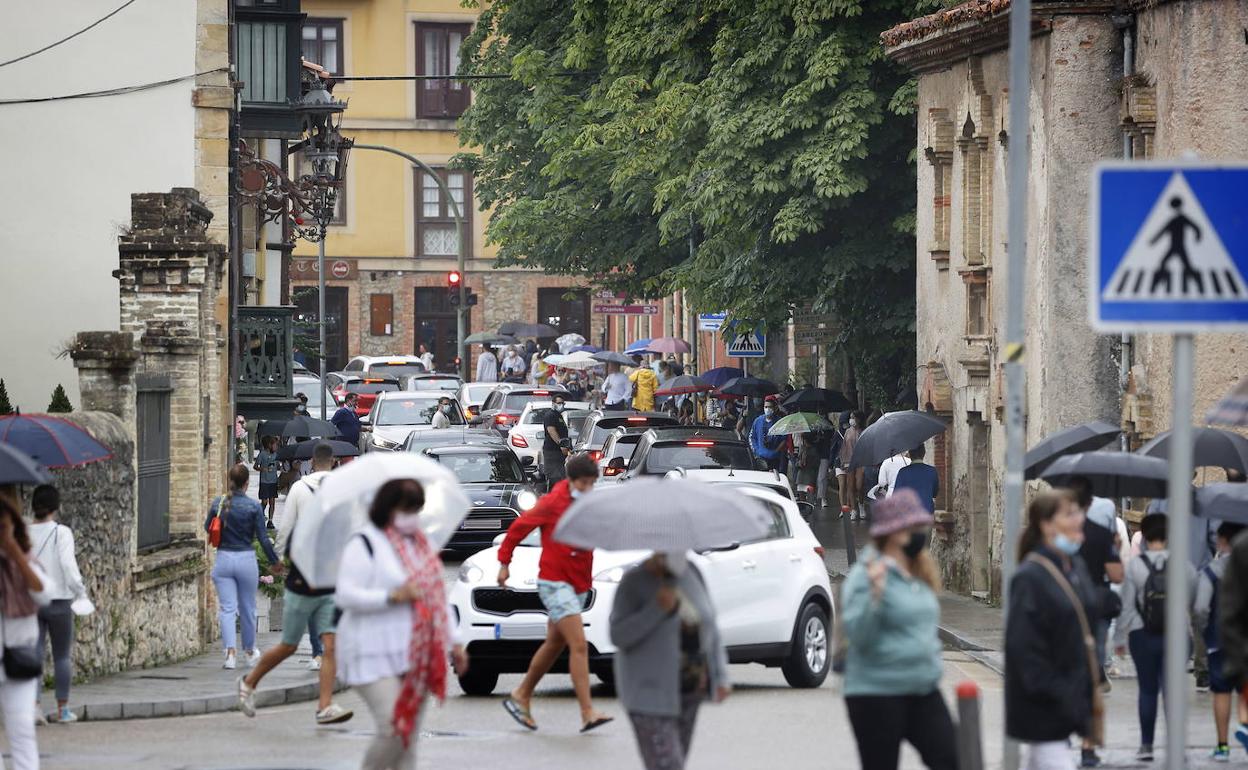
[335,479,467,770]
[28,485,87,724]
[0,489,49,770]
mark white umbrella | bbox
[543,353,568,366]
[290,452,470,588]
[558,350,601,370]
[553,478,772,552]
[555,333,586,354]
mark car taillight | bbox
[588,450,603,462]
[814,546,826,557]
[603,466,623,477]
[626,417,647,423]
[533,390,549,395]
[495,414,513,425]
[511,433,528,448]
[686,440,715,447]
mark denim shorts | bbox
[537,580,588,623]
[280,591,337,647]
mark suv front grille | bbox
[472,587,596,616]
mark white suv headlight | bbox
[516,490,538,511]
[594,564,635,583]
[458,563,484,583]
[372,436,400,450]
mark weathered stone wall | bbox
[43,412,206,678]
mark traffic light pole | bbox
[351,144,468,379]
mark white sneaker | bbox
[237,676,256,718]
[223,652,237,670]
[316,702,354,725]
[245,649,262,668]
[307,656,322,671]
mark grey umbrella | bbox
[553,479,772,552]
[1040,451,1169,498]
[1137,427,1248,474]
[281,415,340,440]
[1195,483,1248,525]
[849,411,946,469]
[498,321,559,338]
[1024,420,1122,479]
[465,331,518,346]
[592,351,634,366]
[276,439,360,462]
[0,443,51,486]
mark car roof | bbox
[589,410,670,421]
[424,444,514,456]
[292,374,322,383]
[410,373,461,380]
[329,372,401,384]
[643,426,742,443]
[375,390,459,402]
[607,425,652,437]
[353,355,423,364]
[520,400,593,412]
[502,386,568,396]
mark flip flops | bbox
[580,716,614,733]
[502,697,537,731]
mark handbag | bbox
[0,596,40,681]
[208,495,230,548]
[1025,553,1106,746]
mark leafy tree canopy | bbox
[458,0,938,405]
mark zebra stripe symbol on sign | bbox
[1102,172,1246,301]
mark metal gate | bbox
[136,374,172,551]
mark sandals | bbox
[580,716,614,733]
[502,697,537,731]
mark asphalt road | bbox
[29,650,1002,770]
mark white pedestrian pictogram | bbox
[1102,172,1247,301]
[729,331,763,353]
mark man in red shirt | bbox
[498,453,612,733]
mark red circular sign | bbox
[330,260,351,279]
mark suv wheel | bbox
[781,602,831,688]
[457,668,500,696]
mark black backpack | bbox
[1138,555,1168,634]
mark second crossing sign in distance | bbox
[1090,162,1248,332]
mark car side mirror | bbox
[607,457,626,470]
[753,458,768,471]
[469,416,484,426]
[796,501,815,520]
[520,456,535,467]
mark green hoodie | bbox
[841,547,943,697]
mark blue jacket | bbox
[206,492,279,563]
[749,413,783,460]
[331,406,361,445]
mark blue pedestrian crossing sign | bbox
[726,325,766,358]
[1091,162,1248,331]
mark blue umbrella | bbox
[0,443,51,485]
[571,344,602,353]
[624,338,653,355]
[0,414,112,468]
[701,366,744,388]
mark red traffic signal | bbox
[447,270,462,287]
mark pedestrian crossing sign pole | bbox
[1091,161,1248,770]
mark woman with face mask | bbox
[610,550,730,770]
[334,479,468,770]
[841,489,956,770]
[1006,489,1105,770]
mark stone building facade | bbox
[885,0,1248,598]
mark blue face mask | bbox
[1054,533,1081,556]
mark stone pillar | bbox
[116,188,227,535]
[70,331,140,431]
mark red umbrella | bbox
[654,375,713,397]
[646,337,691,354]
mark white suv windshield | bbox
[376,398,461,426]
[644,443,753,473]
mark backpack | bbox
[1138,554,1168,634]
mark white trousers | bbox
[1025,741,1075,770]
[357,676,420,770]
[1,678,38,770]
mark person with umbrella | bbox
[610,551,730,770]
[254,435,281,528]
[206,464,284,671]
[602,362,633,412]
[630,356,659,413]
[892,444,939,515]
[332,393,362,450]
[501,346,526,383]
[839,411,865,521]
[335,477,468,769]
[29,485,88,725]
[841,490,955,770]
[476,345,499,383]
[497,454,612,733]
[1194,521,1246,761]
[0,488,48,769]
[240,442,354,726]
[749,396,786,473]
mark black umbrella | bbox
[1040,451,1169,499]
[781,387,853,413]
[0,443,51,486]
[655,375,713,397]
[465,331,518,346]
[1024,420,1122,479]
[280,415,339,440]
[717,376,780,399]
[276,439,360,462]
[849,410,946,468]
[592,351,634,367]
[498,321,559,338]
[1195,483,1248,525]
[1137,427,1248,474]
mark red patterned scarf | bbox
[384,526,449,747]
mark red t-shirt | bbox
[497,479,594,593]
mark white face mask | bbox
[440,404,451,414]
[664,551,690,576]
[393,512,422,536]
[554,403,565,413]
[849,418,857,427]
[764,406,775,416]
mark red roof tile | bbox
[882,0,1012,48]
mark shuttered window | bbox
[415,23,471,118]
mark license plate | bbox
[463,519,501,530]
[494,622,548,640]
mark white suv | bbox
[447,486,833,695]
[342,355,428,380]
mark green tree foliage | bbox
[0,380,12,415]
[47,384,73,413]
[459,0,938,406]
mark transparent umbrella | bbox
[290,452,469,588]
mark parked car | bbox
[505,400,592,468]
[341,355,428,380]
[422,444,541,554]
[401,427,506,454]
[574,411,681,461]
[362,391,468,452]
[613,427,752,480]
[474,386,568,435]
[323,373,402,416]
[459,382,507,419]
[292,374,334,415]
[594,426,651,483]
[447,486,833,695]
[403,373,463,393]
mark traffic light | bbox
[447,270,462,305]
